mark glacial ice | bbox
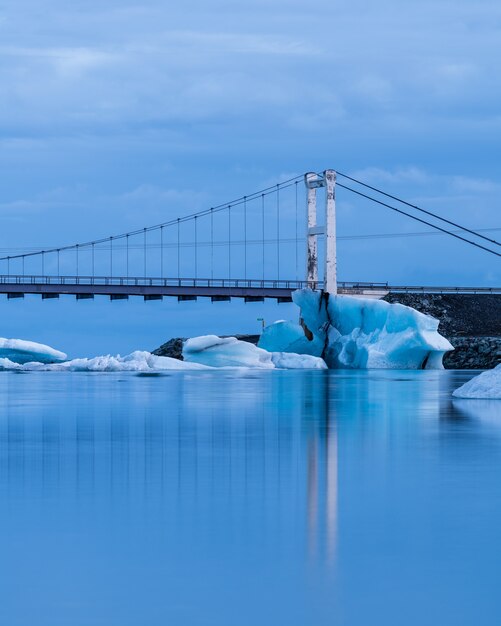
[452,365,501,399]
[0,351,211,372]
[270,351,327,370]
[183,335,327,369]
[1,291,451,372]
[257,320,326,356]
[184,335,274,368]
[258,289,453,370]
[0,339,327,372]
[0,337,67,364]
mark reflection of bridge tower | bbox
[306,373,338,563]
[305,170,337,295]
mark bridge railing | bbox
[0,275,389,291]
[385,285,501,294]
[0,275,314,289]
[0,275,498,294]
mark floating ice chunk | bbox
[0,337,67,364]
[184,335,275,369]
[452,365,501,399]
[183,335,327,369]
[258,289,453,370]
[0,341,326,373]
[54,351,211,372]
[270,352,327,369]
[0,350,210,372]
[325,294,453,369]
[258,320,325,357]
[0,357,23,370]
[258,289,329,358]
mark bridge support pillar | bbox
[305,173,319,286]
[304,169,337,295]
[324,169,337,295]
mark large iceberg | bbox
[258,289,453,370]
[0,337,67,364]
[452,365,501,399]
[183,335,327,369]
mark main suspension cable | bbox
[0,174,304,263]
[337,171,501,248]
[337,182,501,258]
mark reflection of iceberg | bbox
[453,365,501,399]
[452,398,501,427]
[0,337,67,364]
[258,289,453,370]
[183,335,327,369]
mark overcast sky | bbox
[0,0,500,355]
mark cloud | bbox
[0,0,500,138]
[347,167,431,185]
[353,75,394,106]
[117,184,208,215]
[449,176,500,194]
[345,167,501,197]
[150,31,320,57]
[0,199,43,214]
[0,0,499,289]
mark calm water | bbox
[0,369,500,626]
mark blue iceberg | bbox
[258,289,453,370]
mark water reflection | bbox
[0,370,492,563]
[305,373,338,564]
[0,371,340,563]
[0,369,500,626]
[452,398,501,428]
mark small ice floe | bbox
[183,335,327,369]
[0,337,67,364]
[0,351,210,372]
[452,364,501,399]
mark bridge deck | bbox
[0,276,498,299]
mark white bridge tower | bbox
[304,169,337,295]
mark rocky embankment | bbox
[153,294,500,370]
[384,293,501,369]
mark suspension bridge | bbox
[0,170,499,302]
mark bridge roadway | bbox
[0,275,499,301]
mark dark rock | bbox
[443,336,501,370]
[232,334,260,345]
[152,337,185,360]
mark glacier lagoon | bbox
[1,368,501,626]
